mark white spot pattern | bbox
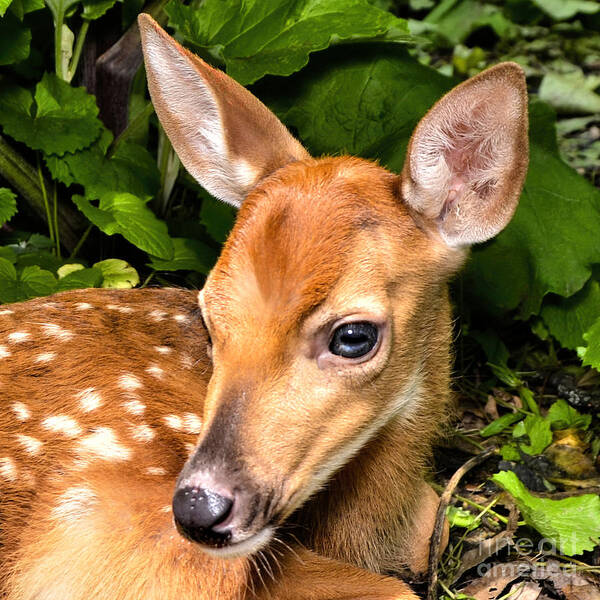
[41,323,74,341]
[42,415,82,437]
[15,434,43,455]
[76,427,132,461]
[12,402,31,421]
[8,331,30,343]
[149,310,167,322]
[182,413,202,434]
[145,466,166,476]
[130,424,155,443]
[118,374,142,391]
[0,457,17,481]
[52,486,97,520]
[35,352,56,363]
[122,399,146,415]
[75,302,93,310]
[76,388,103,412]
[163,414,183,431]
[154,346,172,355]
[0,345,10,359]
[145,364,164,379]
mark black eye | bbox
[329,322,379,359]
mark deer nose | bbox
[172,487,234,545]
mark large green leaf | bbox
[45,129,159,200]
[0,73,102,155]
[0,188,17,226]
[73,193,174,259]
[463,101,600,317]
[0,257,57,303]
[0,12,30,65]
[166,0,412,85]
[493,470,600,556]
[540,279,600,349]
[148,237,217,274]
[264,45,452,169]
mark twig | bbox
[427,446,497,600]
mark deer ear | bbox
[401,62,529,246]
[138,14,309,207]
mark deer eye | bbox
[329,322,379,359]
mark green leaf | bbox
[530,0,600,20]
[0,0,12,15]
[580,317,600,371]
[74,193,173,259]
[541,279,600,350]
[546,399,592,431]
[9,0,44,18]
[200,196,236,244]
[539,70,600,115]
[82,0,119,20]
[0,12,30,65]
[45,130,159,200]
[148,237,217,274]
[0,257,57,303]
[513,415,552,455]
[463,101,600,317]
[446,505,480,529]
[57,263,85,278]
[480,412,524,438]
[94,258,139,289]
[56,266,103,291]
[44,0,79,20]
[264,45,452,169]
[500,444,521,461]
[166,0,412,85]
[493,470,600,556]
[0,187,17,226]
[424,0,515,46]
[0,73,102,155]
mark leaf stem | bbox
[37,156,55,244]
[66,20,90,83]
[54,11,65,79]
[53,183,61,257]
[68,224,92,260]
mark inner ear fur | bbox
[138,14,309,207]
[401,62,529,247]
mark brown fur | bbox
[0,15,528,600]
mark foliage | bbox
[493,470,600,556]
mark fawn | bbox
[0,14,529,600]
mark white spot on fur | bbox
[145,364,164,379]
[52,486,97,520]
[154,345,172,354]
[173,314,189,323]
[185,443,196,456]
[0,457,17,481]
[149,309,167,322]
[122,399,146,415]
[118,374,142,391]
[75,302,93,310]
[41,323,74,341]
[12,402,31,421]
[163,414,183,431]
[182,413,202,434]
[181,354,194,369]
[35,352,56,363]
[107,304,134,313]
[0,309,14,316]
[130,424,155,443]
[160,504,172,513]
[15,434,43,455]
[76,388,103,412]
[42,415,82,437]
[76,427,132,461]
[145,466,166,476]
[0,345,10,359]
[8,331,30,343]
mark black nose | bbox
[172,487,234,546]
